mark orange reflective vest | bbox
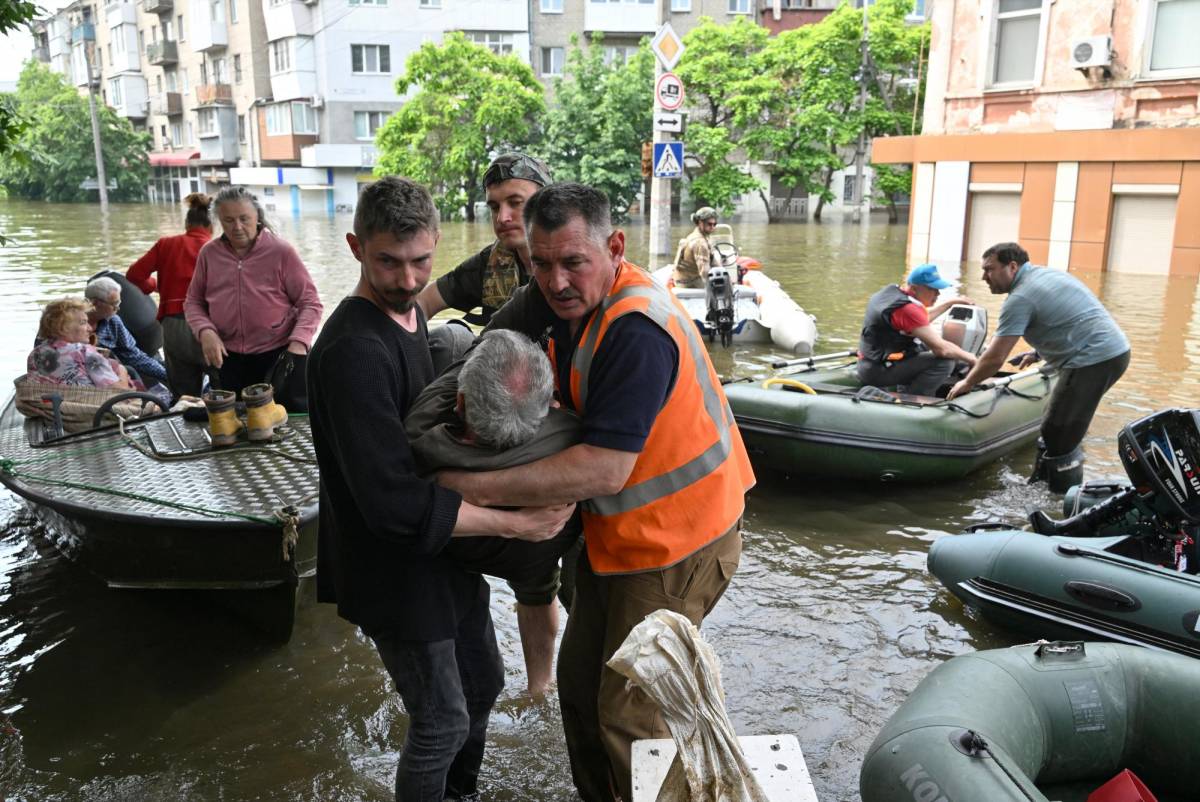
[551,262,756,574]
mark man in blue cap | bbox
[856,263,979,396]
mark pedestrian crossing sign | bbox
[652,142,684,179]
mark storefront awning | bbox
[149,150,201,167]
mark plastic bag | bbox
[607,609,771,802]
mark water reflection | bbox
[0,199,1195,801]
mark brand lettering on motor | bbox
[899,764,950,802]
[1175,447,1200,496]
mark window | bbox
[163,19,172,39]
[843,174,857,203]
[465,31,513,55]
[351,43,391,73]
[265,103,287,135]
[138,29,144,51]
[171,121,182,146]
[728,0,750,12]
[291,101,317,134]
[354,110,388,139]
[670,0,690,9]
[234,54,242,83]
[541,0,563,11]
[156,74,163,92]
[419,0,440,7]
[187,122,194,144]
[109,78,123,106]
[229,0,238,23]
[1147,0,1200,74]
[351,0,388,5]
[107,42,113,63]
[990,0,1043,85]
[213,56,226,83]
[540,46,564,76]
[160,124,167,142]
[200,61,208,84]
[603,45,638,65]
[165,69,177,91]
[210,0,225,23]
[271,39,291,72]
[177,14,184,40]
[198,107,217,135]
[238,114,246,143]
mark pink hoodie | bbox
[185,229,323,355]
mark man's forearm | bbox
[443,443,636,508]
[956,349,1006,389]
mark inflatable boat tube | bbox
[89,270,162,356]
[860,641,1200,802]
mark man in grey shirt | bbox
[948,242,1130,491]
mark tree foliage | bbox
[0,62,151,202]
[543,34,654,222]
[676,6,927,221]
[674,17,767,214]
[374,33,545,221]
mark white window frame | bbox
[1139,0,1200,79]
[602,44,638,65]
[984,0,1050,90]
[198,107,217,135]
[540,0,563,11]
[351,43,391,74]
[270,39,291,72]
[229,0,238,23]
[354,110,388,140]
[171,121,182,146]
[670,0,691,10]
[727,0,750,13]
[265,102,289,135]
[291,101,317,134]
[540,46,564,76]
[419,0,440,8]
[109,77,123,106]
[465,31,514,55]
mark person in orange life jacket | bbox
[436,183,756,802]
[855,263,978,396]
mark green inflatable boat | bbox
[860,641,1200,802]
[724,359,1058,482]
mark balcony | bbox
[105,1,138,26]
[142,0,173,13]
[150,91,183,116]
[196,83,233,106]
[68,22,96,43]
[33,44,50,62]
[146,40,178,65]
[192,11,229,51]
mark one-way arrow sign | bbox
[653,112,684,134]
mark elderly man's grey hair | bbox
[458,329,554,451]
[84,275,122,303]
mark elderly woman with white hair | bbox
[84,275,169,388]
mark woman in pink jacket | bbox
[184,186,323,411]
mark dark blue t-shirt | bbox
[552,312,679,453]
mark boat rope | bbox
[957,730,1039,801]
[943,375,1052,419]
[0,462,281,526]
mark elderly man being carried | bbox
[406,328,581,697]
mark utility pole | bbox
[850,0,870,224]
[648,0,671,257]
[80,18,109,212]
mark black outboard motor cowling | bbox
[705,265,736,348]
[1029,408,1200,538]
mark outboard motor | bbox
[939,304,988,359]
[1030,409,1200,550]
[704,243,740,348]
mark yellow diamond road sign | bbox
[651,23,684,72]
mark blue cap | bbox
[907,263,952,290]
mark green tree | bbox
[0,61,151,202]
[543,35,654,222]
[674,17,769,214]
[864,0,930,221]
[0,1,37,158]
[375,33,544,221]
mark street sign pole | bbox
[648,15,674,258]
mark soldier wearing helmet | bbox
[671,206,718,289]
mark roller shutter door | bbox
[1108,195,1177,275]
[966,193,1021,264]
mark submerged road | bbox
[0,199,1196,801]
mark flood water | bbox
[0,199,1196,801]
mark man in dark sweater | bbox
[307,177,574,802]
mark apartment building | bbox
[873,0,1200,275]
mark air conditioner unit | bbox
[310,94,324,109]
[1070,36,1112,70]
